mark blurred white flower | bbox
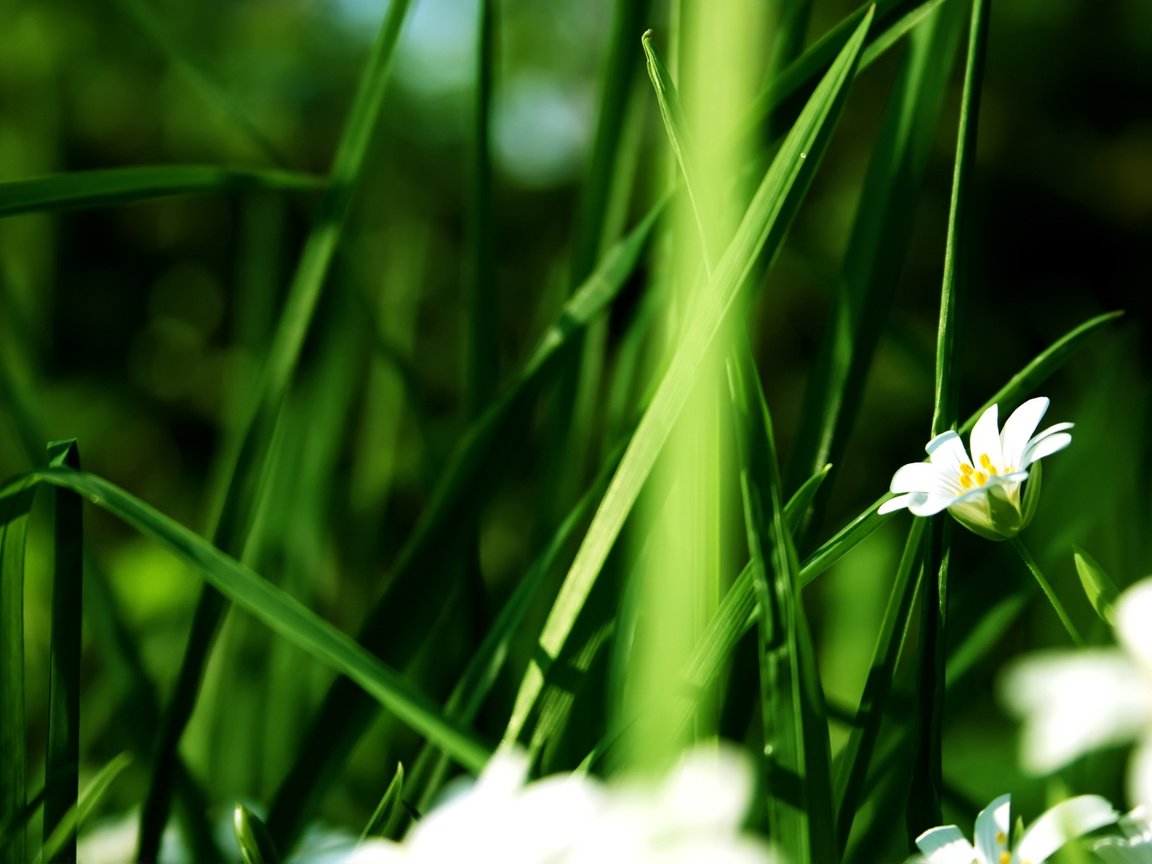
[345,744,778,864]
[914,792,1117,864]
[879,397,1073,540]
[1093,806,1152,864]
[1001,578,1152,809]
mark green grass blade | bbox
[1072,546,1121,625]
[360,764,404,841]
[503,9,875,748]
[0,481,34,864]
[43,441,82,864]
[37,754,133,864]
[0,167,324,218]
[138,1,416,855]
[15,466,493,774]
[233,804,280,864]
[111,0,286,165]
[787,0,965,513]
[264,205,659,853]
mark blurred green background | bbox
[1,0,1150,846]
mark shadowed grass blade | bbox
[0,481,34,864]
[0,167,324,218]
[38,754,132,864]
[43,441,82,864]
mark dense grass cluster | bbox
[0,0,1148,861]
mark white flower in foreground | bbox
[345,744,778,864]
[1001,578,1152,809]
[915,793,1117,864]
[1093,806,1152,864]
[878,397,1073,540]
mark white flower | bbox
[878,397,1073,540]
[344,744,778,864]
[1093,806,1152,864]
[1001,578,1152,809]
[915,792,1117,864]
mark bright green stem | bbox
[1010,538,1085,646]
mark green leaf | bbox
[361,763,405,841]
[43,440,83,864]
[37,753,133,864]
[504,6,876,749]
[233,804,280,864]
[1072,546,1122,625]
[0,481,34,864]
[0,166,324,218]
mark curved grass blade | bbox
[37,753,133,864]
[0,480,34,864]
[1072,545,1121,626]
[43,441,82,864]
[6,466,493,774]
[234,804,280,864]
[139,1,416,855]
[0,167,324,218]
[504,8,875,749]
[360,763,404,841]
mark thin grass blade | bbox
[43,441,83,863]
[37,754,133,864]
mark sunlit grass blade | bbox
[1072,545,1121,625]
[786,0,965,519]
[139,0,416,855]
[37,753,132,864]
[0,167,324,218]
[0,480,34,864]
[233,804,280,864]
[111,0,286,165]
[4,466,493,774]
[264,204,660,853]
[43,441,82,864]
[360,764,405,840]
[503,8,875,749]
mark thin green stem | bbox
[1010,538,1085,646]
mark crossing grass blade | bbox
[37,753,133,864]
[138,0,416,855]
[43,441,83,864]
[0,167,324,218]
[263,202,660,854]
[0,467,492,773]
[0,481,34,864]
[504,9,875,748]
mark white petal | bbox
[891,462,945,494]
[974,794,1012,864]
[1021,432,1073,468]
[970,404,1005,471]
[927,431,972,470]
[915,826,981,864]
[657,745,754,832]
[879,493,919,515]
[1000,651,1152,772]
[339,839,412,864]
[1116,579,1152,672]
[909,491,959,517]
[1015,795,1118,864]
[1000,397,1050,469]
[1129,735,1152,811]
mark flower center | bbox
[958,453,1007,490]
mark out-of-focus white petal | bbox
[970,404,1004,470]
[915,826,981,864]
[657,745,754,832]
[1014,795,1118,864]
[1116,579,1152,673]
[973,794,1011,864]
[891,462,943,494]
[1000,651,1152,773]
[1000,397,1050,468]
[1022,432,1073,468]
[340,839,412,864]
[1129,735,1152,811]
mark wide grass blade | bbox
[138,0,416,855]
[0,481,34,864]
[3,466,493,773]
[0,167,324,218]
[504,8,875,749]
[43,441,83,864]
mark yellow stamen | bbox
[960,463,974,476]
[960,474,973,490]
[974,470,989,486]
[980,453,999,475]
[996,832,1007,845]
[999,852,1011,864]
